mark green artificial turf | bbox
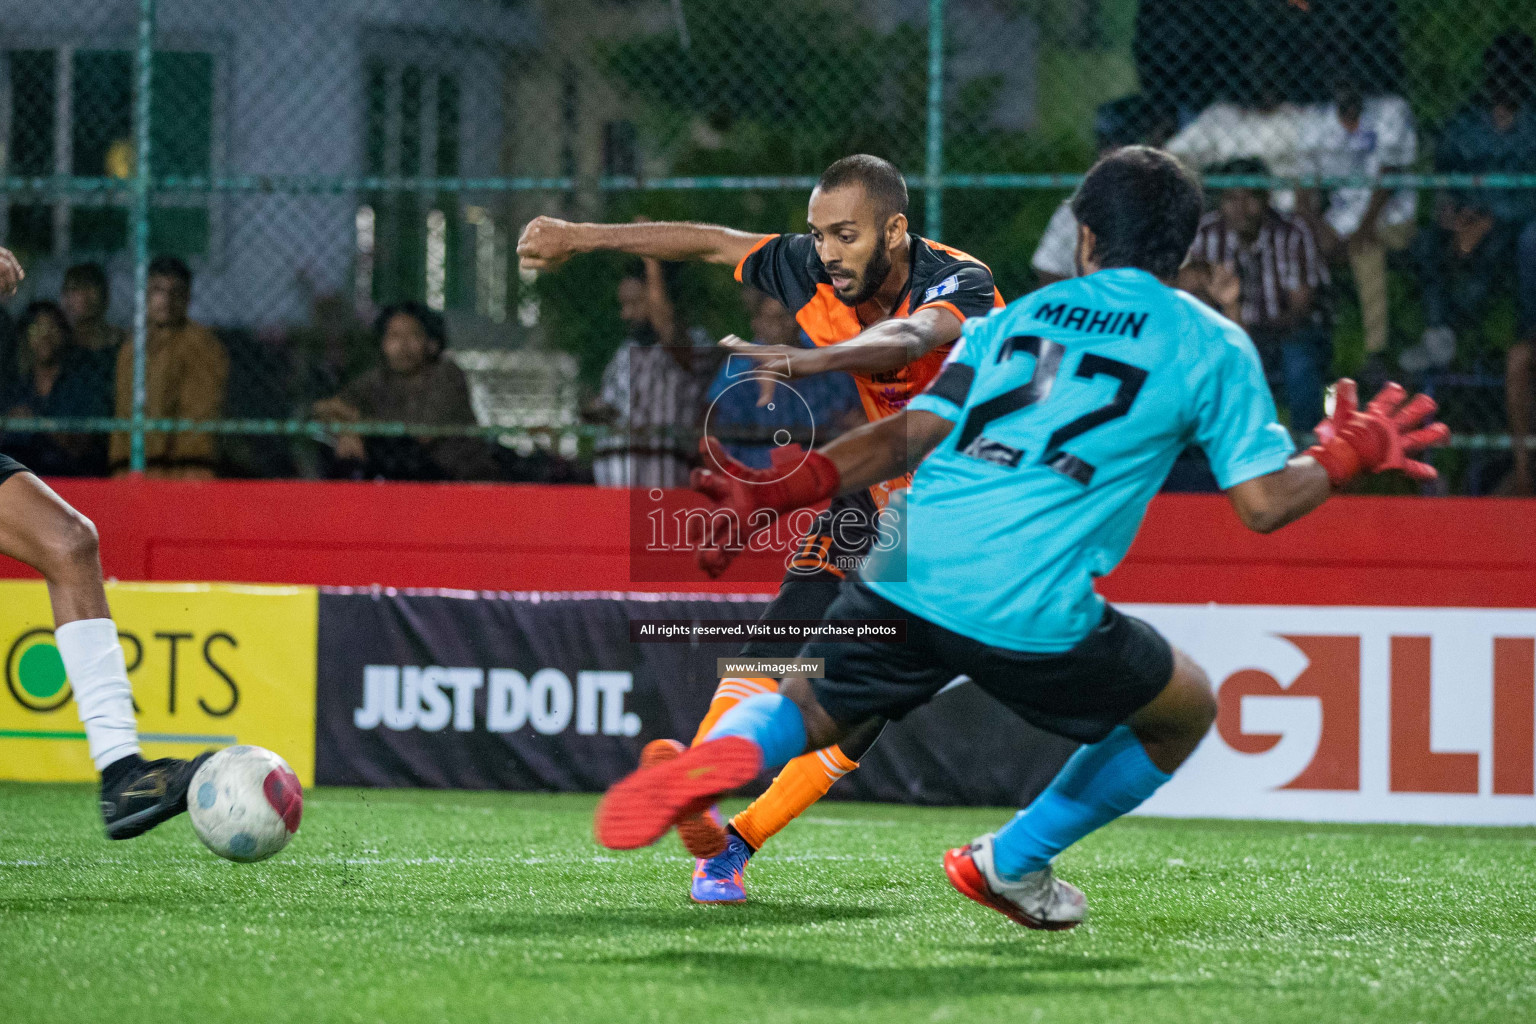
[1,784,1533,1023]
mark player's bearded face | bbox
[809,186,898,306]
[836,238,893,306]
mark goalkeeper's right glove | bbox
[1305,379,1450,488]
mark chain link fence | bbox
[1,0,1534,491]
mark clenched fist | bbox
[0,246,25,297]
[517,216,580,272]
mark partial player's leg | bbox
[595,580,950,854]
[945,616,1215,930]
[0,466,209,839]
[663,500,891,898]
[686,713,886,904]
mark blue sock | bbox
[704,692,807,771]
[992,725,1172,880]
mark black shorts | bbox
[804,580,1174,744]
[740,490,882,659]
[0,454,27,486]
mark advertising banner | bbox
[314,589,1078,806]
[1132,605,1536,826]
[0,582,319,784]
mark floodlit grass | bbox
[2,784,1533,1023]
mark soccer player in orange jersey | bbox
[518,156,1003,901]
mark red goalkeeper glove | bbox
[688,437,842,578]
[1306,379,1450,488]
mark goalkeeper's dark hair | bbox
[817,155,908,223]
[1070,146,1203,280]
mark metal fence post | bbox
[924,0,944,241]
[129,0,157,474]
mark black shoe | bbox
[100,751,213,840]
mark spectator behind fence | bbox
[61,262,127,355]
[1032,95,1177,287]
[108,256,229,478]
[2,301,110,476]
[1299,80,1418,369]
[587,256,709,488]
[1164,85,1309,213]
[704,289,864,468]
[1405,30,1536,374]
[311,301,498,481]
[1180,158,1332,430]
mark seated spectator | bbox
[2,301,110,476]
[703,289,863,468]
[587,257,710,488]
[108,256,229,478]
[60,262,127,355]
[1406,30,1536,374]
[290,292,376,411]
[1180,158,1332,430]
[1298,80,1418,373]
[312,301,497,481]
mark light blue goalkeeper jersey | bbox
[861,267,1294,652]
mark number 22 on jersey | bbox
[953,335,1148,486]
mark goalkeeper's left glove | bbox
[689,437,841,578]
[1306,379,1450,488]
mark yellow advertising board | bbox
[0,581,318,785]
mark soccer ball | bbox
[187,745,303,862]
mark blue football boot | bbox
[690,832,753,904]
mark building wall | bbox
[0,0,533,327]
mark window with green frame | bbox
[5,48,213,258]
[362,59,464,310]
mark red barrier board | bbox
[1,479,1532,608]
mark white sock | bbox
[54,618,141,772]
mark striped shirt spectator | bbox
[1189,208,1329,332]
[1182,165,1333,429]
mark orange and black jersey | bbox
[734,232,1004,424]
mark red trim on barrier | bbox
[1,480,1532,607]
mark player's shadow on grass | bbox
[464,903,894,938]
[596,950,1161,1001]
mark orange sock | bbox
[690,676,780,746]
[730,744,859,851]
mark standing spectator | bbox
[1299,81,1418,371]
[587,257,709,488]
[311,301,497,481]
[60,262,127,355]
[108,256,229,478]
[703,289,863,468]
[2,301,110,475]
[1404,30,1536,373]
[1164,86,1311,214]
[1180,159,1332,430]
[1032,96,1176,288]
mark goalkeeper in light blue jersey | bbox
[594,146,1449,930]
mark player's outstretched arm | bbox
[817,407,953,493]
[516,216,768,271]
[695,408,950,510]
[689,411,952,576]
[1224,457,1332,535]
[718,306,963,379]
[1226,379,1449,534]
